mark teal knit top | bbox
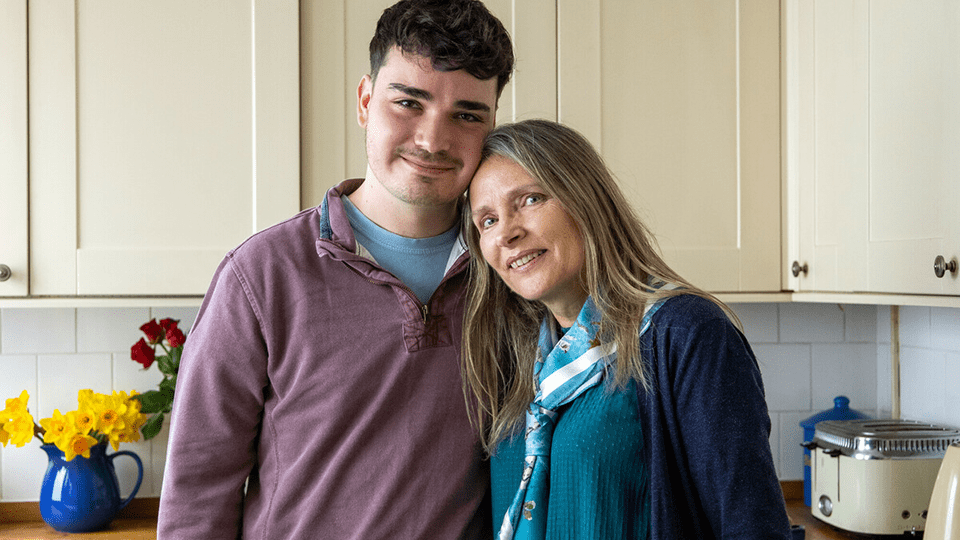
[490,379,650,539]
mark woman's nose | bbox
[496,216,523,247]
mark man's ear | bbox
[357,74,373,128]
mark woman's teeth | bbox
[510,250,545,269]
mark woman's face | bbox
[469,156,588,326]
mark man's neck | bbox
[348,175,461,239]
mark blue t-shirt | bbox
[342,195,459,304]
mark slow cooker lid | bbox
[813,419,960,460]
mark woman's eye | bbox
[524,194,543,205]
[480,217,496,229]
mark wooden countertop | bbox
[0,483,873,540]
[0,499,157,540]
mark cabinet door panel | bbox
[867,1,960,295]
[29,0,299,296]
[0,0,28,296]
[558,0,780,293]
[788,0,869,293]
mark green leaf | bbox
[141,412,165,440]
[133,388,174,413]
[157,354,176,376]
[158,376,177,395]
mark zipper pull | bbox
[421,304,429,323]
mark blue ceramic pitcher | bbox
[39,443,143,533]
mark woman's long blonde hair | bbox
[461,119,733,454]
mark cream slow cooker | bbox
[808,419,960,535]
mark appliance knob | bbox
[0,264,11,282]
[792,261,808,278]
[818,495,833,517]
[934,255,958,278]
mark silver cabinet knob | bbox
[934,255,958,278]
[791,261,808,277]
[0,264,11,282]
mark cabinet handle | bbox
[791,261,808,277]
[0,264,11,282]
[934,255,958,278]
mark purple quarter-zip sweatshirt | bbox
[158,179,490,539]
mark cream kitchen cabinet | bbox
[0,0,28,297]
[555,0,782,294]
[0,0,299,299]
[783,0,960,297]
[300,0,559,209]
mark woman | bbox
[462,119,791,539]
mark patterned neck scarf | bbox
[498,293,670,540]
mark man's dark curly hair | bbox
[369,0,514,98]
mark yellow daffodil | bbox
[2,389,147,456]
[70,409,96,435]
[39,409,70,445]
[3,411,36,447]
[2,390,30,419]
[62,432,98,461]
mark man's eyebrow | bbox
[388,83,491,114]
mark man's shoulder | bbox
[229,206,324,259]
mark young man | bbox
[157,2,514,538]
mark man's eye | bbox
[457,112,483,123]
[397,99,420,109]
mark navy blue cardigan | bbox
[638,294,790,539]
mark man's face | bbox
[357,47,499,210]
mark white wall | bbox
[1,302,958,500]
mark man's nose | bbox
[415,113,453,155]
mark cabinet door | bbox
[301,0,558,209]
[557,0,781,293]
[783,0,869,293]
[0,0,28,296]
[865,1,960,295]
[28,0,299,296]
[786,0,960,296]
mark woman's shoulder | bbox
[650,292,730,326]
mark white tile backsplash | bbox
[2,301,959,499]
[731,303,779,344]
[810,343,877,411]
[899,306,932,348]
[931,307,960,352]
[777,411,807,481]
[753,343,812,411]
[1,308,76,354]
[779,303,844,343]
[842,304,877,344]
[36,354,114,418]
[77,308,150,353]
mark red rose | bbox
[139,319,164,345]
[131,338,156,368]
[166,326,186,348]
[158,318,179,332]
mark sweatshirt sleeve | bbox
[157,254,269,539]
[645,296,791,539]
